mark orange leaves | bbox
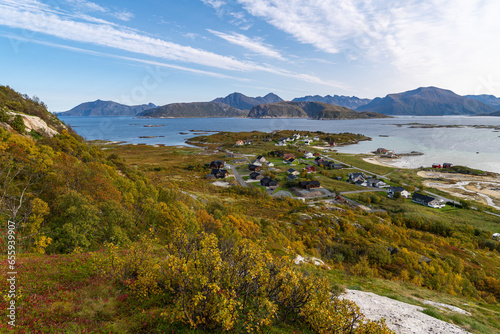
[196,210,222,233]
[224,214,260,239]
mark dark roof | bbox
[210,160,224,168]
[298,180,320,188]
[412,193,436,203]
[256,155,264,159]
[249,172,260,179]
[388,186,406,193]
[261,177,278,186]
[350,172,365,178]
[287,168,297,173]
[287,174,298,180]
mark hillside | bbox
[59,100,156,116]
[212,92,283,110]
[2,87,500,333]
[247,101,391,119]
[465,94,500,108]
[137,101,247,118]
[293,94,372,109]
[357,87,498,115]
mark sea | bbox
[60,116,500,174]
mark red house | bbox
[443,163,453,168]
[303,165,316,173]
[432,163,441,168]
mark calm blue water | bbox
[60,116,500,173]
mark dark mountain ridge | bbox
[292,94,372,109]
[465,94,500,108]
[247,101,390,120]
[356,87,498,115]
[212,92,283,110]
[59,100,156,116]
[137,101,247,118]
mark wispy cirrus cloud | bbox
[236,0,500,93]
[66,0,134,21]
[2,34,250,80]
[208,29,286,60]
[0,0,342,88]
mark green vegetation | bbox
[1,88,500,333]
[422,165,488,176]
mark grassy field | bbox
[91,137,500,334]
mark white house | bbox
[304,152,314,159]
[387,186,411,198]
[412,193,445,208]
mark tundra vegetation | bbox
[0,86,499,333]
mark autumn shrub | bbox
[96,231,393,333]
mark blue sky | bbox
[1,0,500,111]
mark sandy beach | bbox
[417,171,500,209]
[362,156,404,169]
[361,156,500,210]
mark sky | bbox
[1,0,500,111]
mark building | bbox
[235,140,244,146]
[387,186,411,198]
[303,165,316,173]
[412,193,445,208]
[283,153,295,160]
[376,148,388,154]
[298,180,321,190]
[287,168,300,176]
[304,152,314,159]
[209,160,225,169]
[432,163,442,169]
[261,177,278,187]
[443,163,453,168]
[249,172,261,180]
[255,155,267,163]
[248,164,262,172]
[349,172,366,183]
[332,163,343,170]
[366,178,388,188]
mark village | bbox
[203,134,453,210]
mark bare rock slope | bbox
[341,289,471,334]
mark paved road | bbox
[230,165,248,187]
[340,188,387,195]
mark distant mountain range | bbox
[59,100,156,116]
[212,92,282,110]
[356,87,498,116]
[247,101,390,120]
[137,102,247,118]
[60,87,500,118]
[464,94,500,108]
[292,95,372,109]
